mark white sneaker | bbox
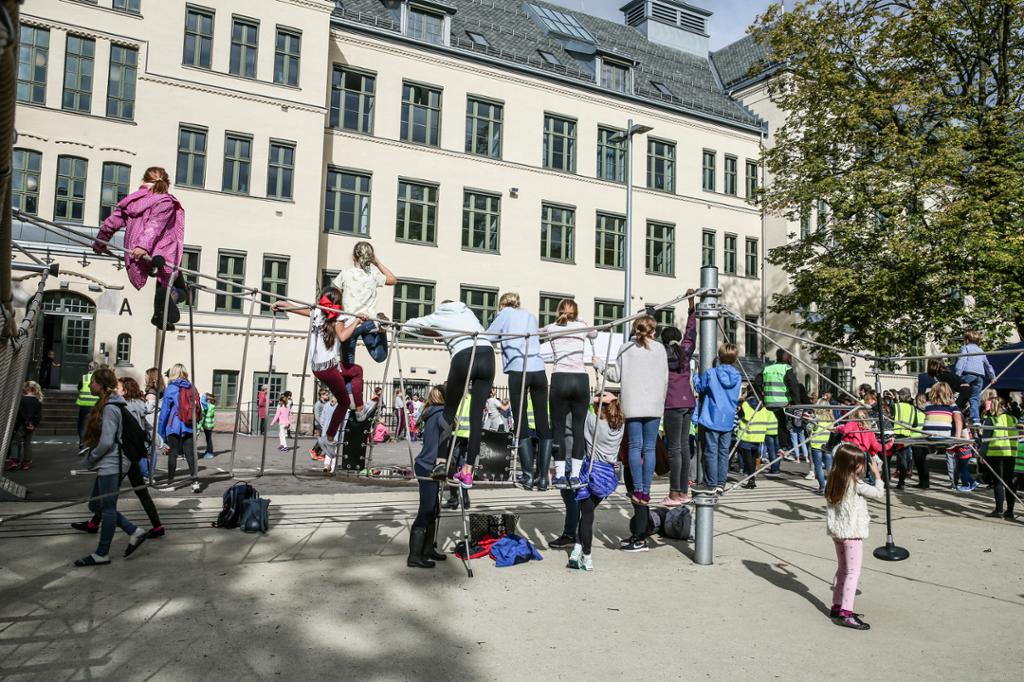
[804,471,816,480]
[355,401,377,422]
[580,553,593,571]
[567,543,583,569]
[191,481,201,493]
[156,482,176,491]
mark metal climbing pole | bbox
[694,265,720,566]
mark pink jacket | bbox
[835,421,883,456]
[271,404,292,428]
[94,186,185,290]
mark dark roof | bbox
[710,33,776,90]
[333,0,763,131]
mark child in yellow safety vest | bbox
[808,400,834,495]
[980,390,1017,520]
[763,398,781,476]
[736,390,773,489]
[443,395,474,510]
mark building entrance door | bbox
[36,292,96,389]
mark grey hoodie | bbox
[404,301,492,356]
[86,394,131,476]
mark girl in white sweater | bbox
[825,443,884,630]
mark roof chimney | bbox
[620,0,711,56]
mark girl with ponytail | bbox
[93,166,187,330]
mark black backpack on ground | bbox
[114,404,151,463]
[214,482,258,529]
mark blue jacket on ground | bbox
[693,364,742,432]
[158,378,196,440]
[414,404,451,474]
[490,534,543,567]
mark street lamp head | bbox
[630,124,654,136]
[608,123,653,144]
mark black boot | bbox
[535,438,553,491]
[424,521,447,562]
[151,284,181,331]
[407,527,435,568]
[516,438,535,490]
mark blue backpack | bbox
[214,482,257,529]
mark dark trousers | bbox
[443,347,495,466]
[550,373,589,462]
[91,462,161,529]
[987,456,1017,514]
[508,370,552,440]
[203,426,214,453]
[166,433,197,482]
[78,405,91,442]
[414,479,440,529]
[913,448,931,488]
[560,488,579,539]
[739,444,758,476]
[769,407,793,450]
[893,446,911,486]
[578,496,603,554]
[88,474,138,557]
[663,408,693,493]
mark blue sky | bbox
[546,0,777,50]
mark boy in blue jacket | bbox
[694,344,742,493]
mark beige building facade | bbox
[13,0,769,418]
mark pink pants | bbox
[832,538,863,612]
[314,364,363,439]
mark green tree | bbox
[751,1,1024,357]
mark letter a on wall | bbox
[119,299,133,316]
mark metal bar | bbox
[871,364,909,561]
[694,265,719,566]
[187,281,200,485]
[228,292,259,478]
[363,325,397,475]
[393,337,417,474]
[623,117,634,341]
[290,312,315,476]
[147,269,177,485]
[258,310,278,476]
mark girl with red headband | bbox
[273,287,372,455]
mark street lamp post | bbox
[610,120,653,339]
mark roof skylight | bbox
[526,3,596,44]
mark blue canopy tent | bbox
[988,342,1024,391]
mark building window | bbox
[222,133,252,194]
[597,127,626,183]
[407,7,445,45]
[216,251,246,313]
[745,159,759,199]
[647,139,675,193]
[401,82,441,147]
[600,59,630,93]
[116,333,132,365]
[54,156,88,223]
[11,149,42,215]
[646,221,675,276]
[99,162,131,223]
[330,66,375,133]
[538,50,560,66]
[261,255,289,315]
[113,0,141,13]
[465,97,502,159]
[394,281,435,337]
[538,293,570,327]
[543,114,576,172]
[229,17,259,78]
[321,269,339,291]
[799,202,811,238]
[702,229,715,267]
[62,35,95,113]
[461,286,498,327]
[180,246,201,308]
[541,203,575,263]
[466,31,489,48]
[724,233,737,275]
[183,6,215,69]
[273,28,301,86]
[702,149,716,191]
[176,125,207,188]
[594,299,624,335]
[744,316,760,359]
[595,212,625,269]
[212,370,239,408]
[105,45,137,120]
[325,168,370,235]
[16,26,48,105]
[724,155,738,196]
[396,181,438,244]
[462,191,500,253]
[723,317,737,345]
[816,200,829,230]
[651,80,672,97]
[267,141,295,200]
[745,238,759,278]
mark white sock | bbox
[92,553,110,563]
[555,461,566,478]
[571,459,583,478]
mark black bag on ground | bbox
[214,482,258,529]
[241,494,270,533]
[655,506,692,540]
[114,404,151,462]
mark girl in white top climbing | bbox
[331,241,397,364]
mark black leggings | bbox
[443,347,495,466]
[740,445,757,475]
[913,448,931,487]
[509,370,551,440]
[414,478,440,529]
[987,456,1017,514]
[166,433,197,482]
[91,461,161,529]
[550,373,589,462]
[578,496,603,554]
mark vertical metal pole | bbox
[187,281,200,484]
[291,312,315,476]
[872,363,910,561]
[147,268,178,485]
[258,312,278,476]
[393,336,417,473]
[694,265,719,566]
[363,326,397,475]
[623,118,634,341]
[228,292,258,479]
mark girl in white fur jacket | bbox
[825,443,884,631]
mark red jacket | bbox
[835,421,883,456]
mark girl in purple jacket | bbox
[659,289,697,506]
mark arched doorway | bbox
[37,291,96,388]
